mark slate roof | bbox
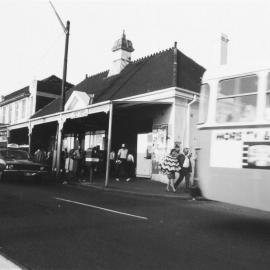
[3,86,30,101]
[32,47,205,119]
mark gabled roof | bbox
[32,47,205,119]
[37,75,73,95]
[1,75,73,106]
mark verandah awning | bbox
[7,99,172,131]
[7,101,111,131]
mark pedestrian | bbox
[174,144,181,181]
[65,149,75,180]
[109,150,116,177]
[60,148,68,176]
[92,146,101,174]
[75,146,83,178]
[115,143,128,181]
[65,149,71,174]
[46,150,53,172]
[160,149,180,192]
[126,153,134,182]
[174,147,192,191]
[72,147,81,178]
[34,148,46,163]
[80,150,87,179]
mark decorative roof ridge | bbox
[132,47,174,64]
[39,75,74,88]
[87,70,109,79]
[104,72,122,80]
[39,74,60,82]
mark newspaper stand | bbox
[85,148,99,182]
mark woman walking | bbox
[160,149,181,192]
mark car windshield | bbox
[0,149,30,160]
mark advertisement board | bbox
[151,124,168,174]
[210,128,270,169]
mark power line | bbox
[31,31,64,76]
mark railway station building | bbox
[4,32,205,183]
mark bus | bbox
[197,65,270,212]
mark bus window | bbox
[264,73,270,121]
[216,75,258,123]
[198,83,210,123]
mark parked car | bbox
[0,148,49,182]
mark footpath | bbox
[64,176,202,200]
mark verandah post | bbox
[105,102,113,187]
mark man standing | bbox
[115,144,128,181]
[174,147,192,191]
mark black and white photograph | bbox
[0,0,270,269]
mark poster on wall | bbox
[152,124,168,174]
[210,128,270,169]
[243,141,270,169]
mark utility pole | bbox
[49,1,70,111]
[49,1,70,173]
[60,20,70,111]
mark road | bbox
[0,180,270,270]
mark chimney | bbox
[220,33,229,65]
[108,31,134,76]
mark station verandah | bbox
[56,102,172,185]
[7,101,172,186]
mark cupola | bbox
[108,31,134,76]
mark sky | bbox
[0,0,270,95]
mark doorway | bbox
[136,133,152,178]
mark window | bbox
[216,75,258,123]
[85,130,106,150]
[15,102,19,122]
[63,135,75,152]
[264,73,270,121]
[8,105,12,123]
[22,100,26,119]
[198,84,210,124]
[2,106,6,123]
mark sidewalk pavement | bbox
[64,176,202,200]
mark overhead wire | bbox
[31,31,65,78]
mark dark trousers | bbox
[174,168,191,189]
[110,160,115,177]
[126,161,134,178]
[115,158,127,178]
